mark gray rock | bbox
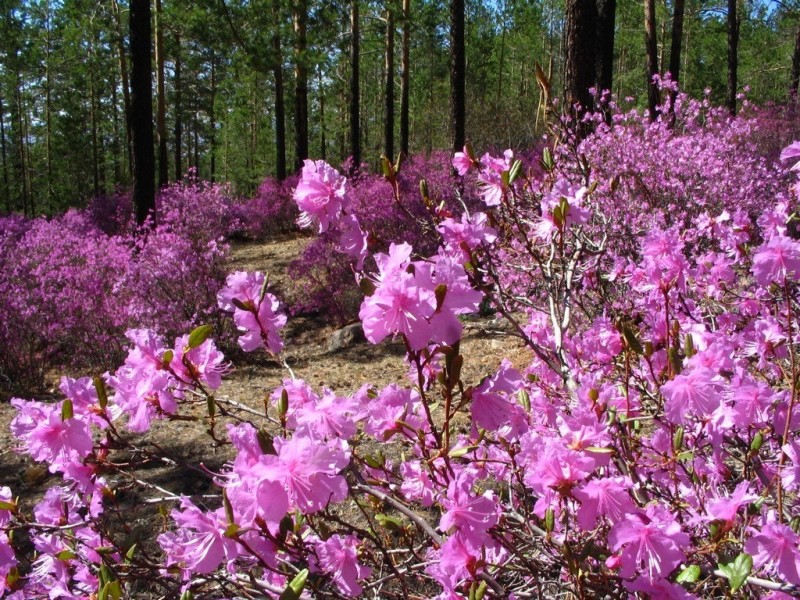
[328,323,366,352]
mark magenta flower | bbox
[293,159,349,232]
[218,270,286,354]
[452,146,474,176]
[780,141,800,172]
[477,150,513,206]
[312,534,372,597]
[439,474,499,542]
[608,504,689,579]
[170,335,228,389]
[752,234,800,288]
[573,476,636,530]
[661,366,721,423]
[706,481,757,528]
[746,514,800,585]
[438,211,497,262]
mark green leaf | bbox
[56,550,77,561]
[257,428,276,454]
[508,159,523,184]
[541,147,554,171]
[434,284,448,312]
[751,431,764,452]
[61,399,74,421]
[544,507,555,533]
[179,590,194,600]
[0,500,16,511]
[676,564,701,584]
[375,513,405,531]
[94,376,108,409]
[187,324,213,350]
[672,426,684,452]
[162,349,174,367]
[125,543,137,562]
[620,324,643,355]
[719,553,752,593]
[359,277,376,297]
[206,395,216,418]
[279,568,309,600]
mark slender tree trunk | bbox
[564,0,598,124]
[727,0,739,114]
[193,110,200,175]
[174,33,183,181]
[644,0,660,119]
[112,78,122,183]
[23,105,33,215]
[595,0,615,95]
[130,0,156,226]
[14,68,28,216]
[0,97,9,213]
[210,55,217,182]
[44,0,53,210]
[155,0,168,187]
[90,66,100,197]
[450,0,465,152]
[318,70,326,160]
[272,0,287,180]
[350,0,361,169]
[112,0,133,176]
[667,0,685,116]
[400,0,410,157]
[293,0,309,170]
[384,2,395,160]
[791,20,800,99]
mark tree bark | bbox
[112,0,132,177]
[0,96,9,213]
[450,0,465,152]
[384,2,395,160]
[130,0,156,226]
[400,0,410,157]
[272,0,287,180]
[174,33,183,181]
[595,0,615,96]
[293,0,309,171]
[666,0,685,118]
[644,0,660,120]
[155,0,168,187]
[350,0,361,169]
[727,0,739,114]
[791,20,800,99]
[210,55,217,182]
[564,0,598,124]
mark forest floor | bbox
[0,234,529,594]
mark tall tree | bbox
[273,0,287,180]
[130,0,156,225]
[293,0,309,170]
[400,0,410,157]
[450,0,465,151]
[155,0,168,187]
[667,0,685,114]
[727,0,739,114]
[644,0,659,119]
[111,0,132,176]
[384,1,395,160]
[174,32,183,181]
[349,0,360,168]
[564,0,598,121]
[595,0,615,95]
[792,20,800,99]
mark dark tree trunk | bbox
[644,0,660,120]
[210,56,217,182]
[384,2,395,160]
[400,0,410,156]
[155,0,168,187]
[450,0,465,152]
[667,0,685,114]
[293,0,309,170]
[595,0,615,95]
[727,0,739,114]
[112,0,132,177]
[791,20,800,99]
[174,33,183,181]
[273,0,287,180]
[318,70,326,160]
[130,0,156,226]
[0,97,9,213]
[564,0,598,125]
[350,0,361,169]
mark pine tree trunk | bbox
[174,33,182,181]
[400,0,410,157]
[384,2,395,160]
[293,0,309,170]
[450,0,465,152]
[272,0,287,180]
[130,0,156,226]
[155,0,168,187]
[112,0,132,177]
[595,0,615,95]
[210,56,217,182]
[727,0,739,114]
[0,96,9,213]
[564,0,598,125]
[791,21,800,99]
[644,0,659,120]
[350,0,361,169]
[667,0,685,115]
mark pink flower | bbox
[312,534,371,597]
[573,477,636,530]
[608,504,689,579]
[170,335,228,389]
[707,481,757,528]
[780,141,800,172]
[218,271,286,354]
[661,367,721,423]
[439,474,499,542]
[477,150,514,206]
[293,159,349,232]
[752,235,800,287]
[438,211,497,262]
[746,514,800,585]
[452,146,474,176]
[337,214,368,270]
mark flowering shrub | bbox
[0,181,233,395]
[4,98,800,599]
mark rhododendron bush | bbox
[4,95,800,599]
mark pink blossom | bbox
[452,146,474,176]
[706,481,757,528]
[573,477,636,530]
[746,514,800,585]
[752,234,800,287]
[438,212,497,262]
[780,141,800,172]
[312,534,371,597]
[170,335,228,389]
[661,366,721,423]
[293,159,349,232]
[439,474,499,542]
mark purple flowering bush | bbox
[5,95,800,599]
[0,181,234,395]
